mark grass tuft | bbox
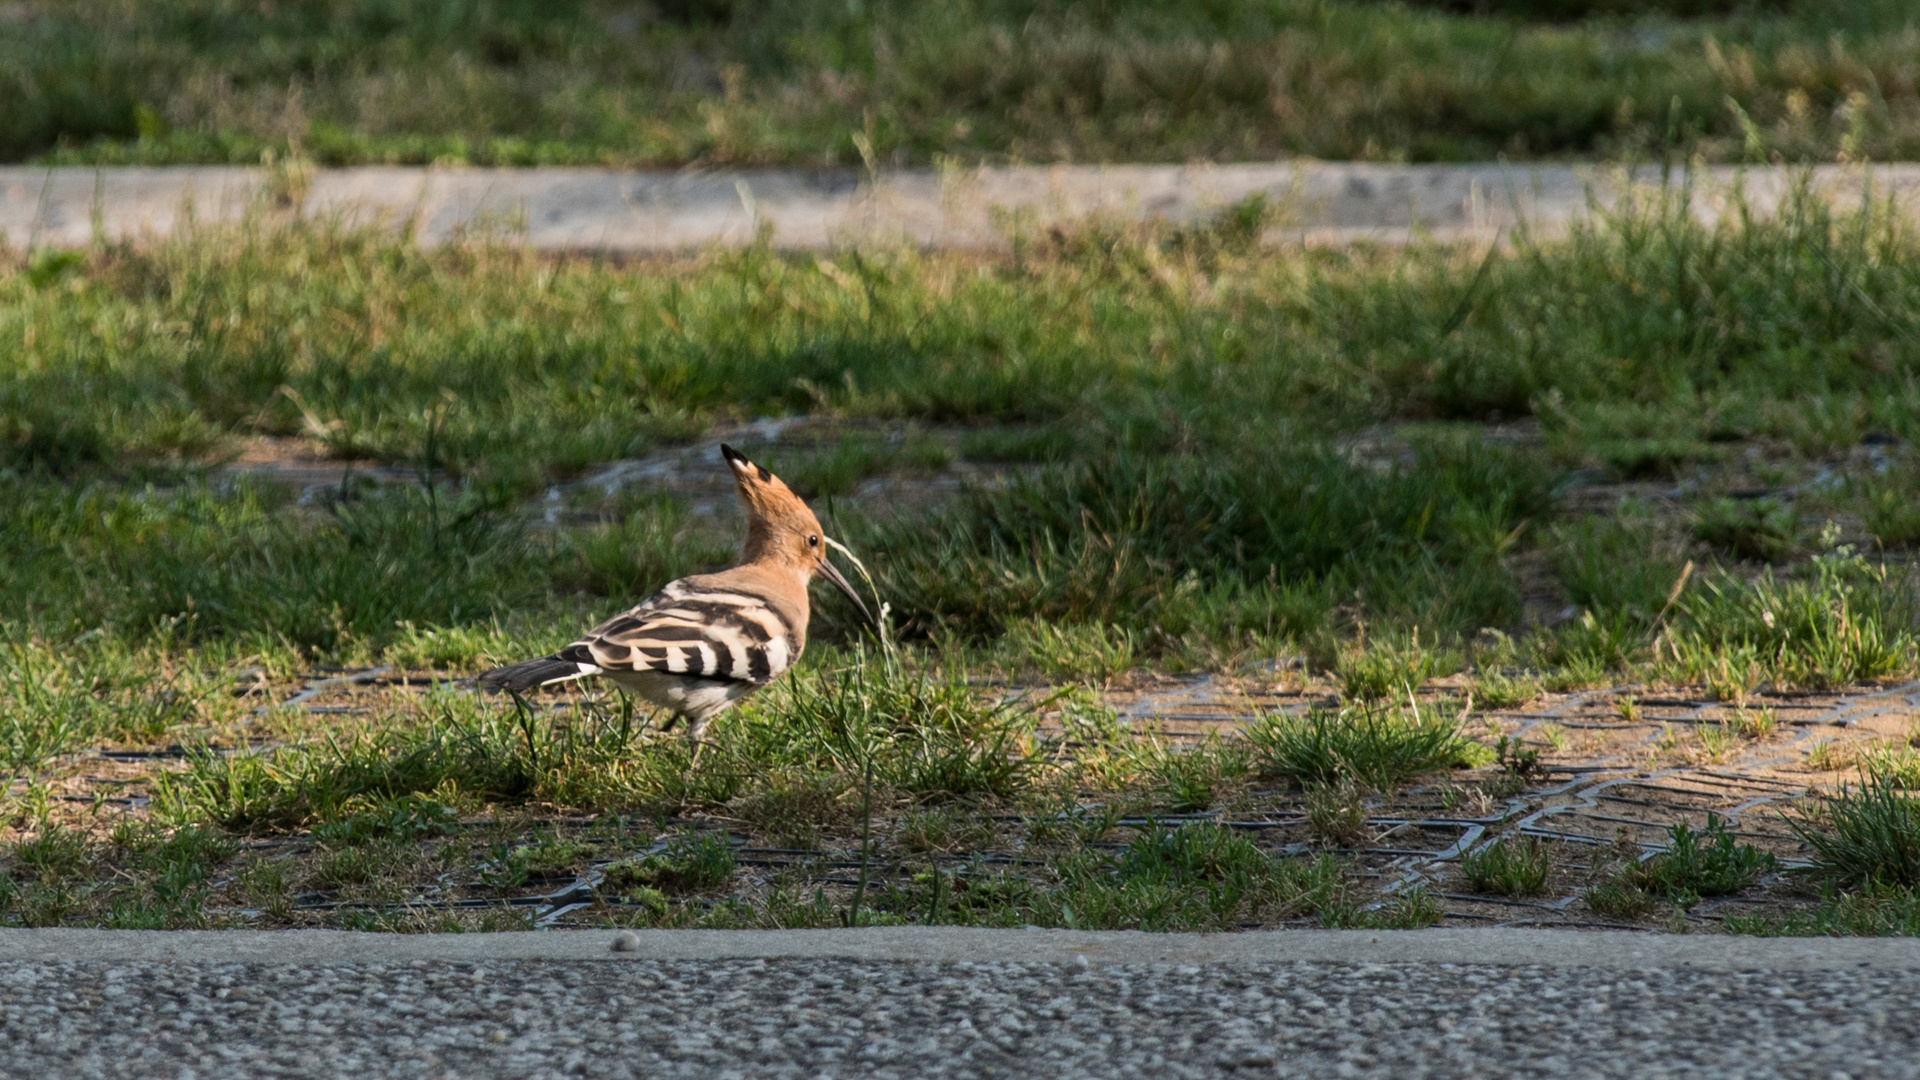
[1460,835,1551,897]
[740,656,1043,804]
[604,833,737,895]
[1724,887,1920,937]
[10,824,91,883]
[311,793,461,846]
[1692,498,1797,563]
[1042,824,1347,932]
[1470,669,1540,710]
[1584,879,1658,919]
[1245,703,1480,790]
[1667,553,1919,691]
[1628,815,1775,905]
[1792,779,1920,892]
[1303,783,1372,848]
[1145,739,1248,813]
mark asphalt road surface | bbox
[3,929,1913,1079]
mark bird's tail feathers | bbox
[479,656,602,692]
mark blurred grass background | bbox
[2,0,1917,167]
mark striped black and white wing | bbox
[481,580,800,693]
[577,580,800,682]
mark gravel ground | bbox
[4,957,1913,1080]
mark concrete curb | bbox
[5,163,1919,252]
[1,927,1913,970]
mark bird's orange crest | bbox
[721,444,827,566]
[721,444,811,521]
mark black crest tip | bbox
[720,443,774,482]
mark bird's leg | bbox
[686,716,711,769]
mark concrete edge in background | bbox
[4,163,1919,252]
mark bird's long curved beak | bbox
[817,555,877,630]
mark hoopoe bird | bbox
[480,444,873,742]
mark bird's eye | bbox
[807,535,820,547]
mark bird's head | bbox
[722,443,875,628]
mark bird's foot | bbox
[686,720,713,768]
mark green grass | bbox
[1863,468,1920,550]
[310,792,462,846]
[1244,702,1482,790]
[1580,814,1774,917]
[748,654,1044,803]
[1664,550,1920,692]
[1724,886,1920,937]
[8,178,1920,496]
[1145,738,1250,813]
[603,832,737,893]
[1303,783,1372,847]
[1626,814,1776,905]
[1584,878,1658,919]
[0,630,219,776]
[2,821,239,929]
[6,1,1920,167]
[1460,835,1552,896]
[1338,635,1458,701]
[1002,619,1140,685]
[5,177,1920,931]
[1549,513,1688,632]
[1692,498,1798,563]
[1035,824,1348,931]
[872,439,1549,647]
[1791,779,1920,892]
[1470,668,1541,710]
[596,820,1372,932]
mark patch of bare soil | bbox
[216,436,420,501]
[1100,673,1920,930]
